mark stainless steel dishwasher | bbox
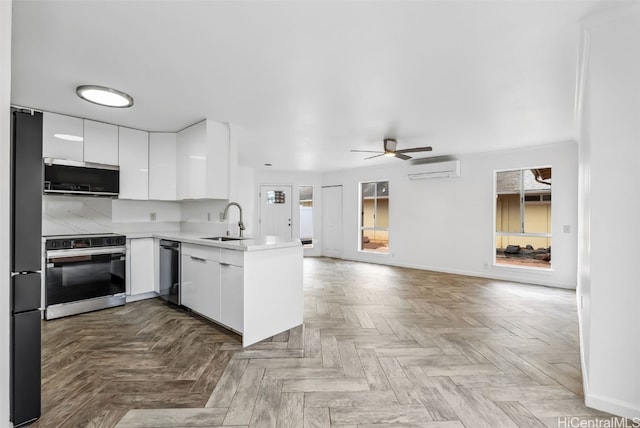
[159,240,180,305]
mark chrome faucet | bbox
[222,202,245,238]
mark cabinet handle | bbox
[190,256,206,262]
[220,262,230,267]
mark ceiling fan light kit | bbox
[351,138,432,161]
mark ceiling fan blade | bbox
[364,153,385,160]
[395,146,433,154]
[394,153,412,160]
[351,150,384,154]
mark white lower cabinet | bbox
[180,244,244,332]
[181,244,221,321]
[127,238,155,297]
[220,263,243,332]
[170,240,302,347]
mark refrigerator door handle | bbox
[10,271,42,277]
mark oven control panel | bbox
[45,234,126,250]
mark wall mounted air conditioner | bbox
[407,160,460,180]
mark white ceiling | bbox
[10,0,619,171]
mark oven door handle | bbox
[46,246,127,259]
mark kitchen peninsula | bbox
[153,233,303,347]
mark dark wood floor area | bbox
[33,299,241,427]
[34,257,618,427]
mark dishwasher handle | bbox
[160,240,181,250]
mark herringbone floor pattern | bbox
[36,258,619,427]
[33,297,241,427]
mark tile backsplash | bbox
[42,195,231,236]
[43,195,113,235]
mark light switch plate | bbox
[150,212,157,221]
[563,225,570,233]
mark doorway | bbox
[299,186,314,248]
[259,185,293,240]
[321,185,342,258]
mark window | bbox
[360,181,389,253]
[299,186,313,248]
[495,167,552,268]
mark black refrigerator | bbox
[10,108,42,426]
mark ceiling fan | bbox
[351,138,432,160]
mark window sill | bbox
[358,250,390,256]
[492,263,554,274]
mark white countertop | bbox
[121,232,158,239]
[151,232,302,251]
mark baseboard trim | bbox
[334,256,576,289]
[585,392,640,420]
[126,291,158,303]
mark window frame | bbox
[358,180,390,254]
[493,166,552,270]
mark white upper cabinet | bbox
[118,127,149,200]
[149,133,177,201]
[177,120,229,200]
[42,112,84,161]
[83,120,118,165]
[205,120,230,199]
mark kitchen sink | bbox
[201,236,243,241]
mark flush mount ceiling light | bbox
[76,85,134,108]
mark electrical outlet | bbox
[563,225,571,233]
[150,212,157,221]
[207,212,211,222]
[483,262,489,269]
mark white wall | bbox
[322,142,579,288]
[231,165,255,237]
[112,199,180,234]
[0,1,11,426]
[179,199,230,236]
[579,5,640,419]
[250,169,323,256]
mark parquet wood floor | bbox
[34,257,620,427]
[32,298,241,427]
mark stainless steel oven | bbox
[44,234,126,320]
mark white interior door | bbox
[259,185,293,240]
[322,185,343,257]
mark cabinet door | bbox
[176,120,230,200]
[118,127,149,200]
[181,254,221,321]
[204,120,230,199]
[42,112,84,161]
[129,238,155,295]
[220,263,243,332]
[149,133,177,200]
[84,120,118,165]
[199,258,221,322]
[181,254,202,312]
[176,121,207,200]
